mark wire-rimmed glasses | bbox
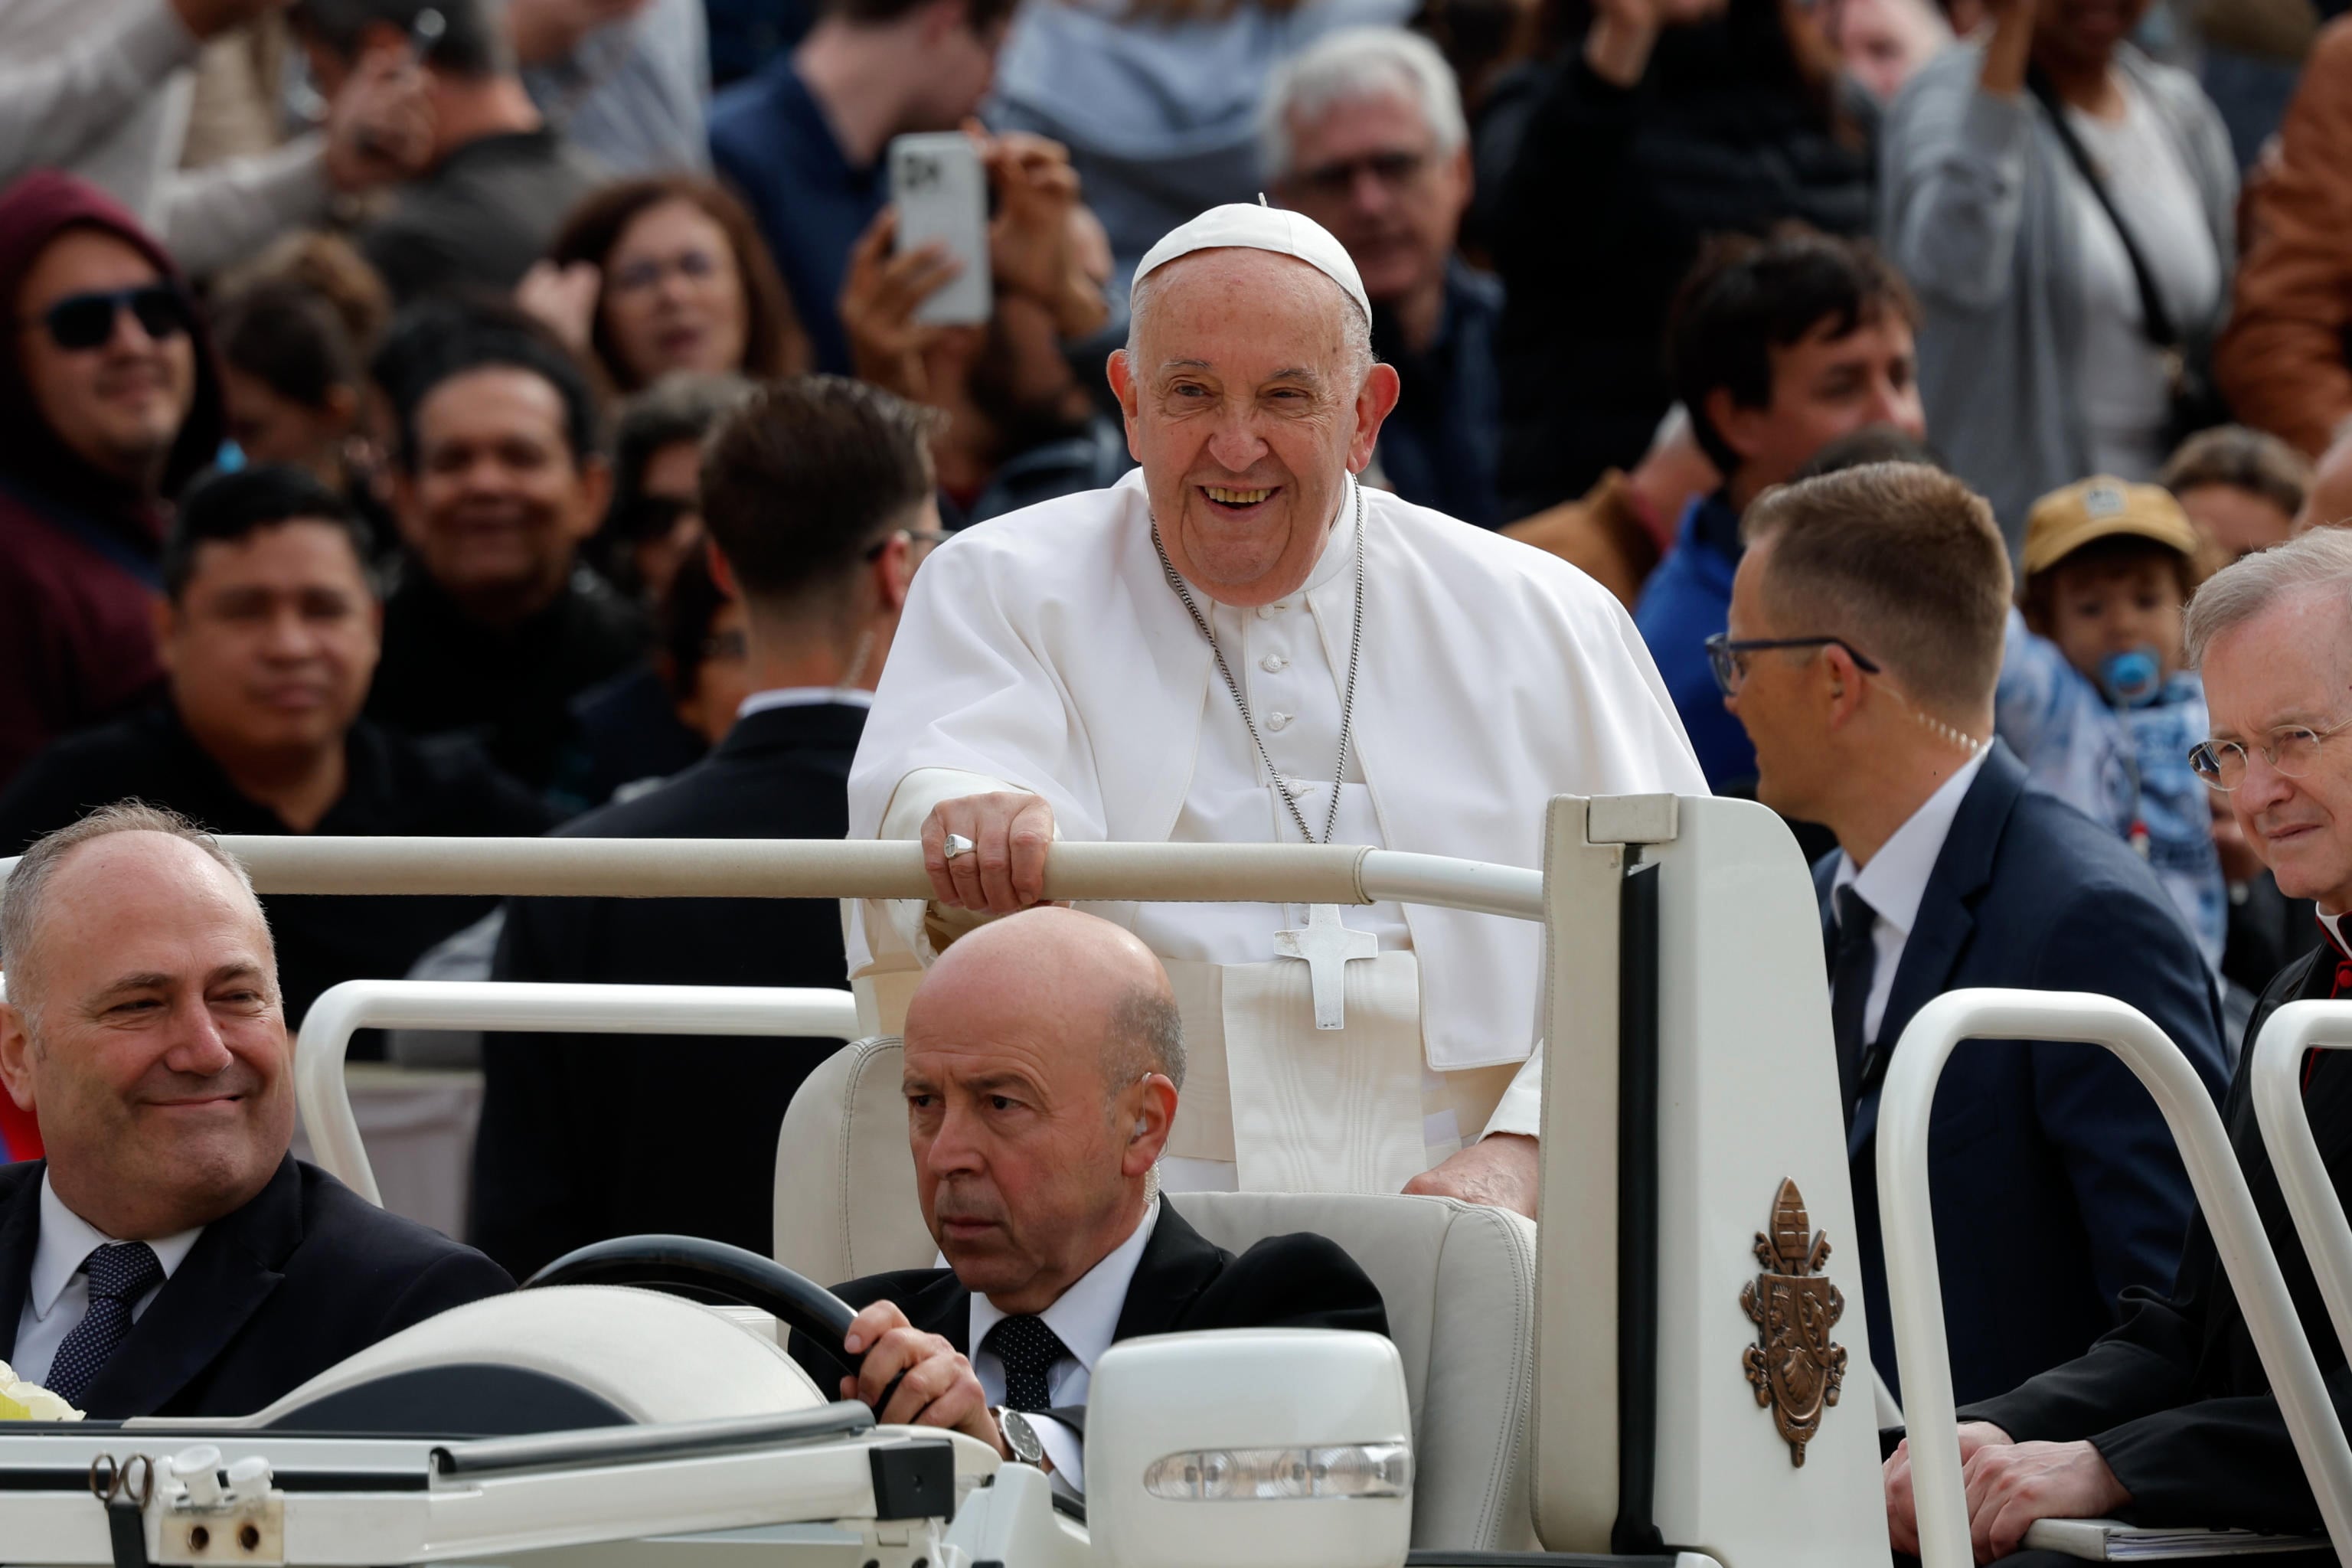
[2189,719,2352,792]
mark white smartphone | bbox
[888,132,993,327]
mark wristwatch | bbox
[993,1406,1049,1470]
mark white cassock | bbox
[847,469,1707,1195]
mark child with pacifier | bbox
[1994,477,2223,968]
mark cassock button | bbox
[1267,711,1292,731]
[1257,602,1289,619]
[1260,653,1288,673]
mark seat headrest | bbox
[776,1036,932,1281]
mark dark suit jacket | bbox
[0,1157,511,1419]
[0,707,554,1029]
[1968,942,2352,1534]
[1819,743,2229,1406]
[788,1203,1390,1427]
[471,702,864,1279]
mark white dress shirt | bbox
[1828,750,1991,1045]
[11,1174,201,1387]
[2321,911,2349,957]
[736,687,875,720]
[967,1198,1161,1489]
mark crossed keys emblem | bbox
[1740,1178,1848,1466]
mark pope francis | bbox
[845,204,1706,1218]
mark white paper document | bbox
[2024,1518,2330,1560]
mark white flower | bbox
[0,1380,83,1421]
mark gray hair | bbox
[1125,257,1376,390]
[1106,983,1186,1099]
[0,803,267,1032]
[614,371,758,472]
[2184,528,2352,668]
[1259,27,1468,186]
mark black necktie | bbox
[44,1242,163,1406]
[983,1314,1070,1413]
[1830,884,1878,1122]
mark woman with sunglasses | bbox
[522,175,809,397]
[0,171,227,795]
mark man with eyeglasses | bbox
[472,374,934,1277]
[1717,461,2226,1418]
[0,172,224,797]
[1886,526,2352,1564]
[1266,28,1501,528]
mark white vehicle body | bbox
[0,794,2344,1568]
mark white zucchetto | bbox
[1131,201,1373,322]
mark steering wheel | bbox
[524,1234,865,1385]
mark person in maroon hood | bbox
[0,171,227,792]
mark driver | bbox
[790,906,1387,1488]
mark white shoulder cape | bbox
[847,469,1709,1071]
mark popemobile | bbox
[2,795,2347,1568]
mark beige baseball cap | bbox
[2021,475,2203,578]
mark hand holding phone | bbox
[887,132,992,327]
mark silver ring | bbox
[942,833,976,861]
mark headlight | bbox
[1140,1442,1412,1501]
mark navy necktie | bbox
[1830,885,1878,1122]
[983,1314,1070,1413]
[44,1242,163,1406]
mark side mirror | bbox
[1086,1328,1413,1568]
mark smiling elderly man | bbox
[847,204,1706,1217]
[0,804,509,1418]
[795,906,1386,1488]
[1883,528,2352,1564]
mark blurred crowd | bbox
[8,0,2352,1371]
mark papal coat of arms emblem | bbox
[1740,1178,1849,1466]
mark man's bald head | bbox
[912,906,1183,1100]
[900,908,1186,1312]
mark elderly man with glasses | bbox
[1716,459,2227,1426]
[1884,532,2352,1563]
[1263,27,1501,528]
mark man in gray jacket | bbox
[0,0,431,280]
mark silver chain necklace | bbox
[1151,481,1366,848]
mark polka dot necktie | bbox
[983,1314,1070,1413]
[1829,885,1878,1120]
[44,1243,163,1406]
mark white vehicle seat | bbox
[773,1035,1539,1550]
[217,1285,829,1432]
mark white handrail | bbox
[0,839,1547,921]
[296,980,861,1206]
[2250,1001,2352,1380]
[1877,988,2352,1568]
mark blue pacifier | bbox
[2099,646,2164,708]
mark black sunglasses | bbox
[31,285,192,352]
[1704,632,1883,697]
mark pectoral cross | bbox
[1273,904,1379,1031]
